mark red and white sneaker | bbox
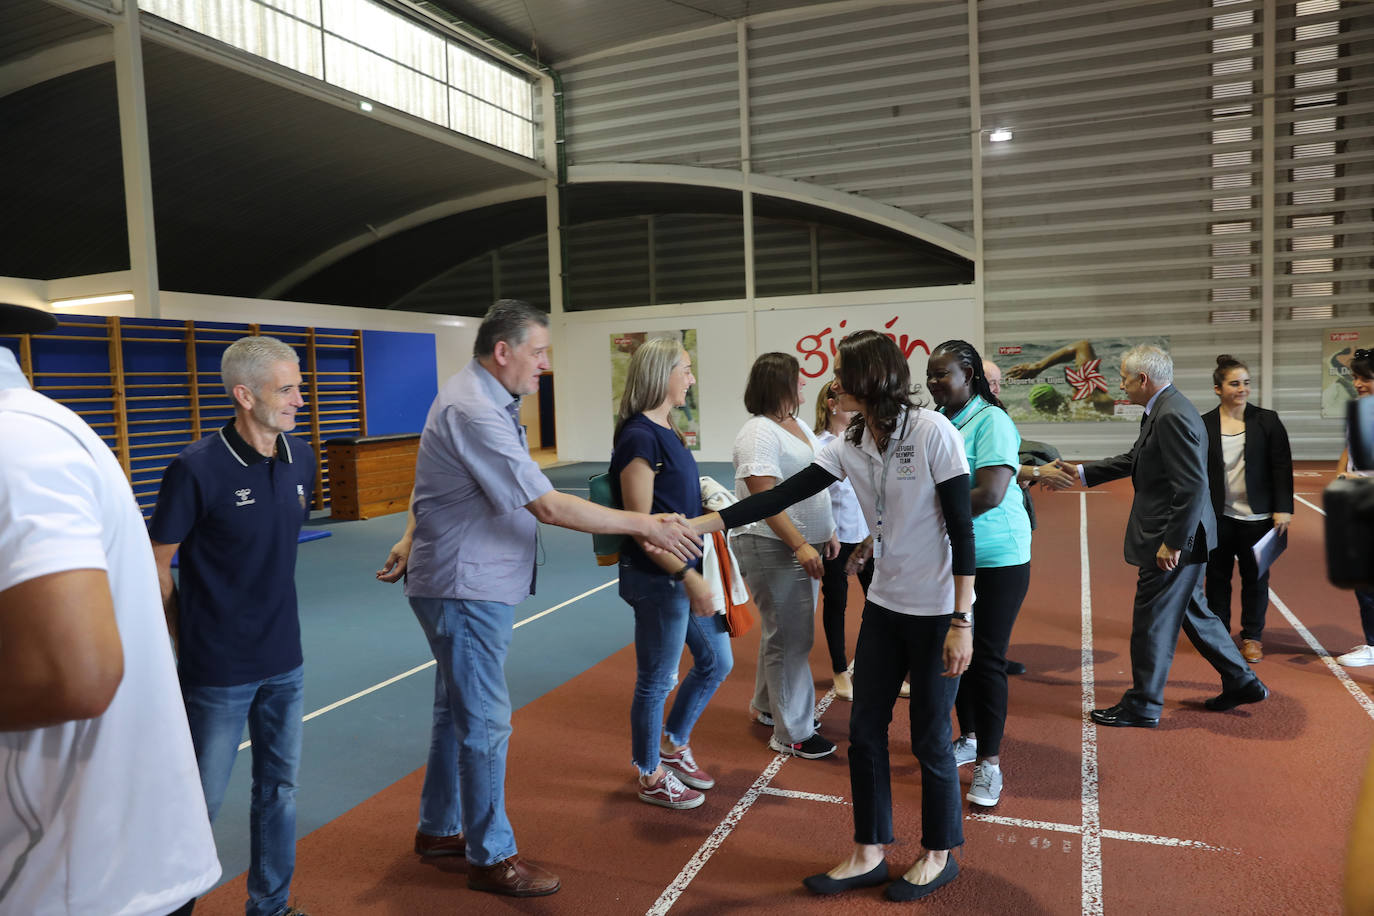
[638,770,705,810]
[661,745,714,790]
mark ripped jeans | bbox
[619,560,733,775]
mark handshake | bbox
[1024,459,1080,491]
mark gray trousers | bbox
[735,534,823,744]
[1120,560,1255,718]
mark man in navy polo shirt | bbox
[150,335,316,916]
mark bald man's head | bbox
[983,359,1002,397]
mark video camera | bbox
[1326,396,1374,590]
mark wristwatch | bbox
[1030,465,1041,478]
[670,564,691,581]
[950,611,973,625]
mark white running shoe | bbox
[966,761,1002,807]
[952,735,978,767]
[1337,644,1374,667]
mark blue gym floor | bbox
[203,460,736,887]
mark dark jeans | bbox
[819,542,874,673]
[954,563,1031,757]
[1359,590,1374,645]
[849,602,962,851]
[1204,515,1274,640]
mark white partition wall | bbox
[554,287,977,464]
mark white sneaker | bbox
[966,761,1002,807]
[1337,644,1374,667]
[952,735,978,767]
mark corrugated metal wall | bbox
[748,2,974,233]
[554,0,1369,459]
[562,30,741,167]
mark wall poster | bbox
[610,329,700,450]
[989,337,1170,422]
[1321,326,1374,419]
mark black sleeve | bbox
[717,463,839,531]
[936,474,975,577]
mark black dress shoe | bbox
[1090,704,1159,728]
[885,855,959,902]
[1006,660,1027,676]
[1204,677,1269,711]
[803,860,888,895]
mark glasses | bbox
[1356,348,1372,361]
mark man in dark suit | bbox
[1064,344,1268,727]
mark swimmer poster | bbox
[989,336,1169,423]
[1321,327,1374,419]
[610,329,701,450]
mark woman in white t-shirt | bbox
[812,380,872,701]
[698,330,975,903]
[733,352,838,759]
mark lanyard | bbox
[867,409,909,559]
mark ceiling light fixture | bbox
[989,127,1013,143]
[49,292,134,309]
[360,100,374,112]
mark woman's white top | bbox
[1220,431,1266,520]
[817,429,869,543]
[733,414,835,544]
[814,407,969,616]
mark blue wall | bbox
[363,330,437,436]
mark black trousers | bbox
[1204,515,1274,640]
[848,602,962,851]
[1119,562,1254,718]
[819,542,873,673]
[166,900,196,916]
[954,563,1031,757]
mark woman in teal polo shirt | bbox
[926,339,1033,810]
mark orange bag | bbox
[712,531,757,638]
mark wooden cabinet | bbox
[326,434,419,520]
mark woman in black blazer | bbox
[1202,355,1294,663]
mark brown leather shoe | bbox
[1242,639,1263,663]
[468,855,560,897]
[414,830,465,857]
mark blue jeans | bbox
[182,664,304,916]
[620,562,733,775]
[409,597,516,866]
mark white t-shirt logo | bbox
[235,488,255,506]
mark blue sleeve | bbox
[970,410,1020,472]
[148,455,202,545]
[611,422,660,476]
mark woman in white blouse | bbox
[733,353,838,759]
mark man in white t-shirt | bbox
[0,302,220,916]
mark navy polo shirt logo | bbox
[235,487,255,506]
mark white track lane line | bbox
[1269,590,1374,720]
[758,787,849,805]
[1295,494,1324,515]
[968,813,1236,853]
[1079,492,1105,916]
[237,578,618,751]
[646,685,841,914]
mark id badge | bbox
[872,537,883,559]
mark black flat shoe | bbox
[802,860,888,895]
[884,855,959,902]
[1089,703,1159,728]
[1204,677,1269,711]
[1006,659,1027,675]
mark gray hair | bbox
[617,337,685,430]
[221,335,299,398]
[474,299,549,358]
[1121,344,1173,384]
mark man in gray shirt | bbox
[377,299,699,898]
